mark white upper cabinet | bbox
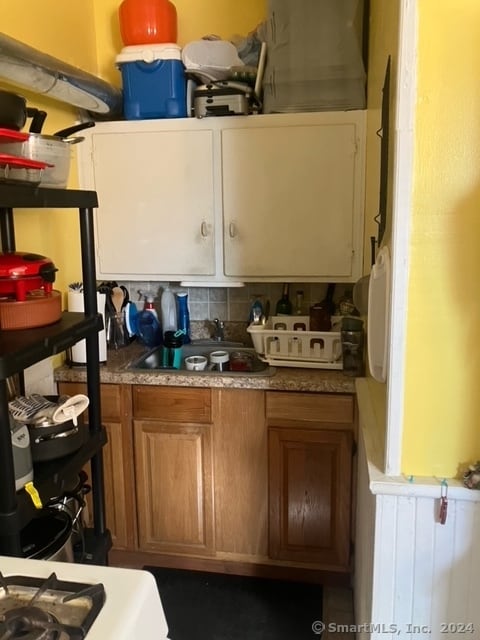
[79,122,216,279]
[77,112,365,283]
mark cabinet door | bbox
[134,419,214,555]
[89,127,215,278]
[57,382,136,551]
[222,116,364,279]
[269,426,352,569]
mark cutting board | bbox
[367,245,391,383]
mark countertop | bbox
[54,342,356,394]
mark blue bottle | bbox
[137,293,162,348]
[176,292,191,344]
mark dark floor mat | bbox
[144,566,323,640]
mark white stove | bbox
[0,555,170,639]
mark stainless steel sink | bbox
[128,344,275,376]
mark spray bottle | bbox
[137,290,162,347]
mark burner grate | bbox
[0,572,105,639]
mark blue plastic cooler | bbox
[116,43,187,119]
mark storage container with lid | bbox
[116,44,187,120]
[119,0,177,45]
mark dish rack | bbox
[247,315,343,369]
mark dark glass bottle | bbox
[275,283,292,315]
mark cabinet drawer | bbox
[133,386,212,423]
[266,392,354,426]
[58,382,122,420]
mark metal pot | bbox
[28,414,86,462]
[21,508,74,562]
[47,471,91,549]
[0,121,95,188]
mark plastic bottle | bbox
[176,291,191,344]
[118,0,178,46]
[275,283,292,315]
[161,284,177,335]
[294,290,304,315]
[137,291,162,347]
[162,330,184,368]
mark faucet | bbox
[212,318,225,342]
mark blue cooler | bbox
[116,44,187,119]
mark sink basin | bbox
[128,345,275,376]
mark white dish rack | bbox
[247,315,343,369]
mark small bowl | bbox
[185,355,208,371]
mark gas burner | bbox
[1,605,68,639]
[0,572,105,640]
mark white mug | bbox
[185,355,207,371]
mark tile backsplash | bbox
[117,281,353,323]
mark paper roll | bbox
[68,292,107,364]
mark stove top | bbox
[0,557,169,640]
[0,572,105,639]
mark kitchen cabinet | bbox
[0,184,109,563]
[266,392,356,571]
[221,117,365,279]
[58,382,137,551]
[81,125,216,279]
[77,111,366,284]
[99,382,356,580]
[132,386,214,555]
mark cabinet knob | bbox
[229,222,237,238]
[201,221,208,237]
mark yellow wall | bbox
[401,0,480,477]
[0,1,99,294]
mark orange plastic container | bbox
[119,0,177,45]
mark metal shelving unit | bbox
[0,184,110,562]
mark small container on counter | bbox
[184,355,208,371]
[309,303,331,331]
[209,350,230,372]
[229,351,254,372]
[340,317,364,376]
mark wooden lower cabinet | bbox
[267,392,355,572]
[60,381,355,579]
[132,386,214,555]
[268,426,352,569]
[57,382,137,551]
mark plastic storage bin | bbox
[263,0,366,113]
[116,44,187,119]
[247,315,343,369]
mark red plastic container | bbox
[119,0,177,45]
